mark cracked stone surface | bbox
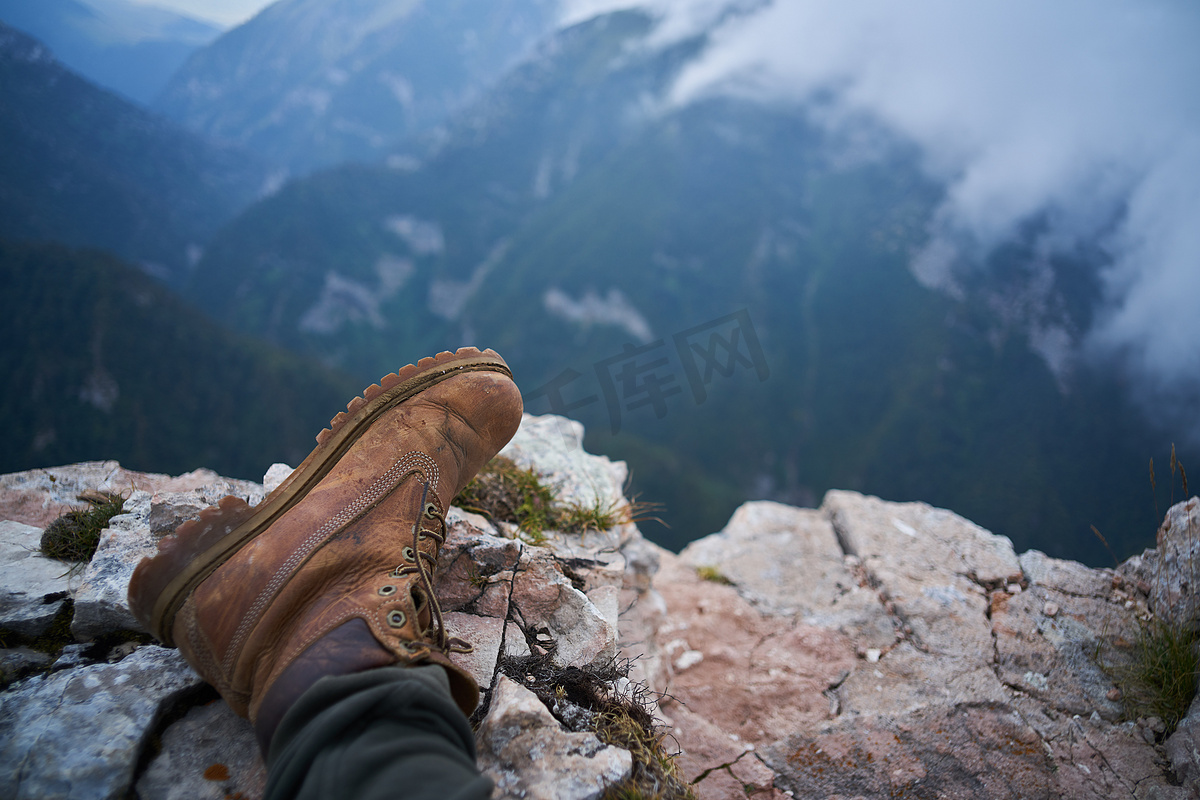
[647,489,1196,798]
[136,698,266,800]
[680,501,894,647]
[0,415,663,800]
[0,645,203,800]
[2,427,1195,799]
[476,676,633,800]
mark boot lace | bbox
[390,480,472,655]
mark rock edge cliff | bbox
[1,413,1197,799]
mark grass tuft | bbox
[1109,617,1199,736]
[453,456,633,544]
[695,565,734,585]
[39,491,125,562]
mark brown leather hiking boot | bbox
[127,347,522,750]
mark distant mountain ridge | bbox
[176,9,1193,566]
[0,240,360,480]
[0,0,221,104]
[154,0,562,173]
[0,21,271,278]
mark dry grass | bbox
[498,647,695,800]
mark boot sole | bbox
[128,347,513,646]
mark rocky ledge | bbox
[1,413,1197,799]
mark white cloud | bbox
[127,0,276,27]
[659,0,1200,405]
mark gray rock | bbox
[0,647,52,685]
[500,414,628,514]
[836,641,1010,717]
[476,675,632,800]
[70,491,154,640]
[72,485,265,640]
[1013,697,1188,798]
[0,520,78,636]
[823,490,1018,656]
[1166,694,1200,797]
[0,645,203,800]
[1151,497,1200,629]
[826,489,1021,584]
[261,462,294,495]
[51,643,94,672]
[681,501,894,647]
[1021,549,1115,597]
[136,699,265,800]
[992,584,1133,720]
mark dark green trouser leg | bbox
[265,665,493,800]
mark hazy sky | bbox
[130,0,276,26]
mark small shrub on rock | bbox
[39,491,125,562]
[453,456,624,543]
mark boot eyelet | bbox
[378,585,397,597]
[387,610,407,628]
[402,546,415,562]
[423,502,438,519]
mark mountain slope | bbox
[177,10,1191,564]
[154,0,560,173]
[0,240,360,481]
[0,22,270,279]
[0,0,220,104]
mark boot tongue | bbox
[412,588,432,632]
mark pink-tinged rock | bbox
[510,548,616,668]
[475,580,511,618]
[761,704,1053,799]
[435,551,487,612]
[435,514,521,612]
[651,552,855,746]
[0,462,263,528]
[664,700,782,800]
